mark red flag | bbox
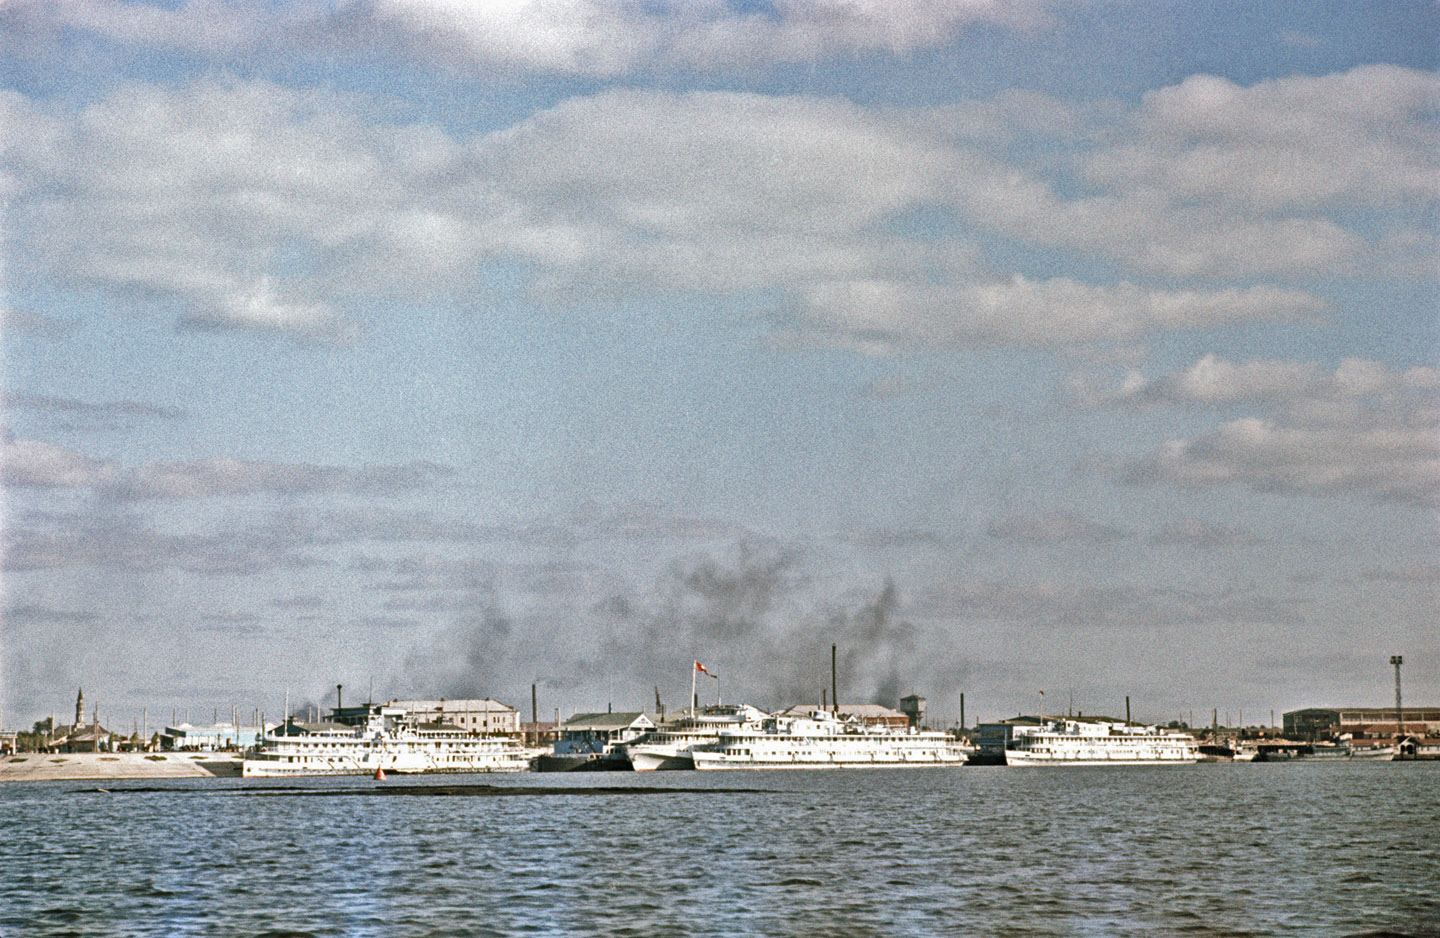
[695,661,718,678]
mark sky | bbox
[1,0,1436,733]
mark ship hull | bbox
[627,749,695,772]
[532,753,632,772]
[1004,750,1198,766]
[691,755,964,770]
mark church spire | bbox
[75,687,85,728]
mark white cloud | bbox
[1126,405,1440,507]
[4,68,1426,347]
[181,278,357,343]
[372,0,1050,74]
[1095,66,1440,212]
[17,0,1050,76]
[0,439,451,500]
[1073,356,1440,408]
[0,439,113,488]
[800,277,1324,348]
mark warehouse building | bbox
[388,698,520,734]
[1283,707,1440,740]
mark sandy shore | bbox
[0,751,243,781]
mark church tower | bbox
[75,687,85,728]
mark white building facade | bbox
[388,699,520,734]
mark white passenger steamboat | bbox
[688,709,972,770]
[1002,717,1200,766]
[623,704,768,771]
[242,704,542,778]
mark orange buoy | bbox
[374,766,386,780]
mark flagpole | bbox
[691,663,697,717]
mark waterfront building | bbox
[556,712,655,748]
[160,722,264,751]
[1283,707,1440,740]
[519,720,560,747]
[776,703,909,729]
[387,698,520,734]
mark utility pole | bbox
[1390,655,1404,741]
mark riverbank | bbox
[0,752,243,781]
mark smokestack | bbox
[1125,696,1130,725]
[336,684,342,713]
[532,683,538,728]
[960,693,965,731]
[832,644,838,715]
[1391,655,1404,739]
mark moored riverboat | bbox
[623,704,767,771]
[243,704,543,777]
[1003,717,1200,765]
[689,708,971,769]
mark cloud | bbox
[365,0,1053,75]
[1067,65,1440,277]
[4,67,1428,350]
[1363,563,1440,584]
[918,577,1304,629]
[16,0,281,56]
[0,439,114,488]
[179,277,359,344]
[1092,66,1440,212]
[321,509,504,545]
[2,604,98,625]
[1,514,326,575]
[1125,403,1440,507]
[833,527,952,550]
[17,0,1053,77]
[271,594,326,610]
[102,457,450,501]
[4,80,460,341]
[1070,356,1440,409]
[1,392,185,431]
[368,556,499,593]
[1149,519,1262,549]
[564,501,754,543]
[0,448,454,500]
[987,512,1129,544]
[0,307,77,336]
[797,278,1324,350]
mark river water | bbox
[1,762,1436,937]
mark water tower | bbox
[900,695,926,730]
